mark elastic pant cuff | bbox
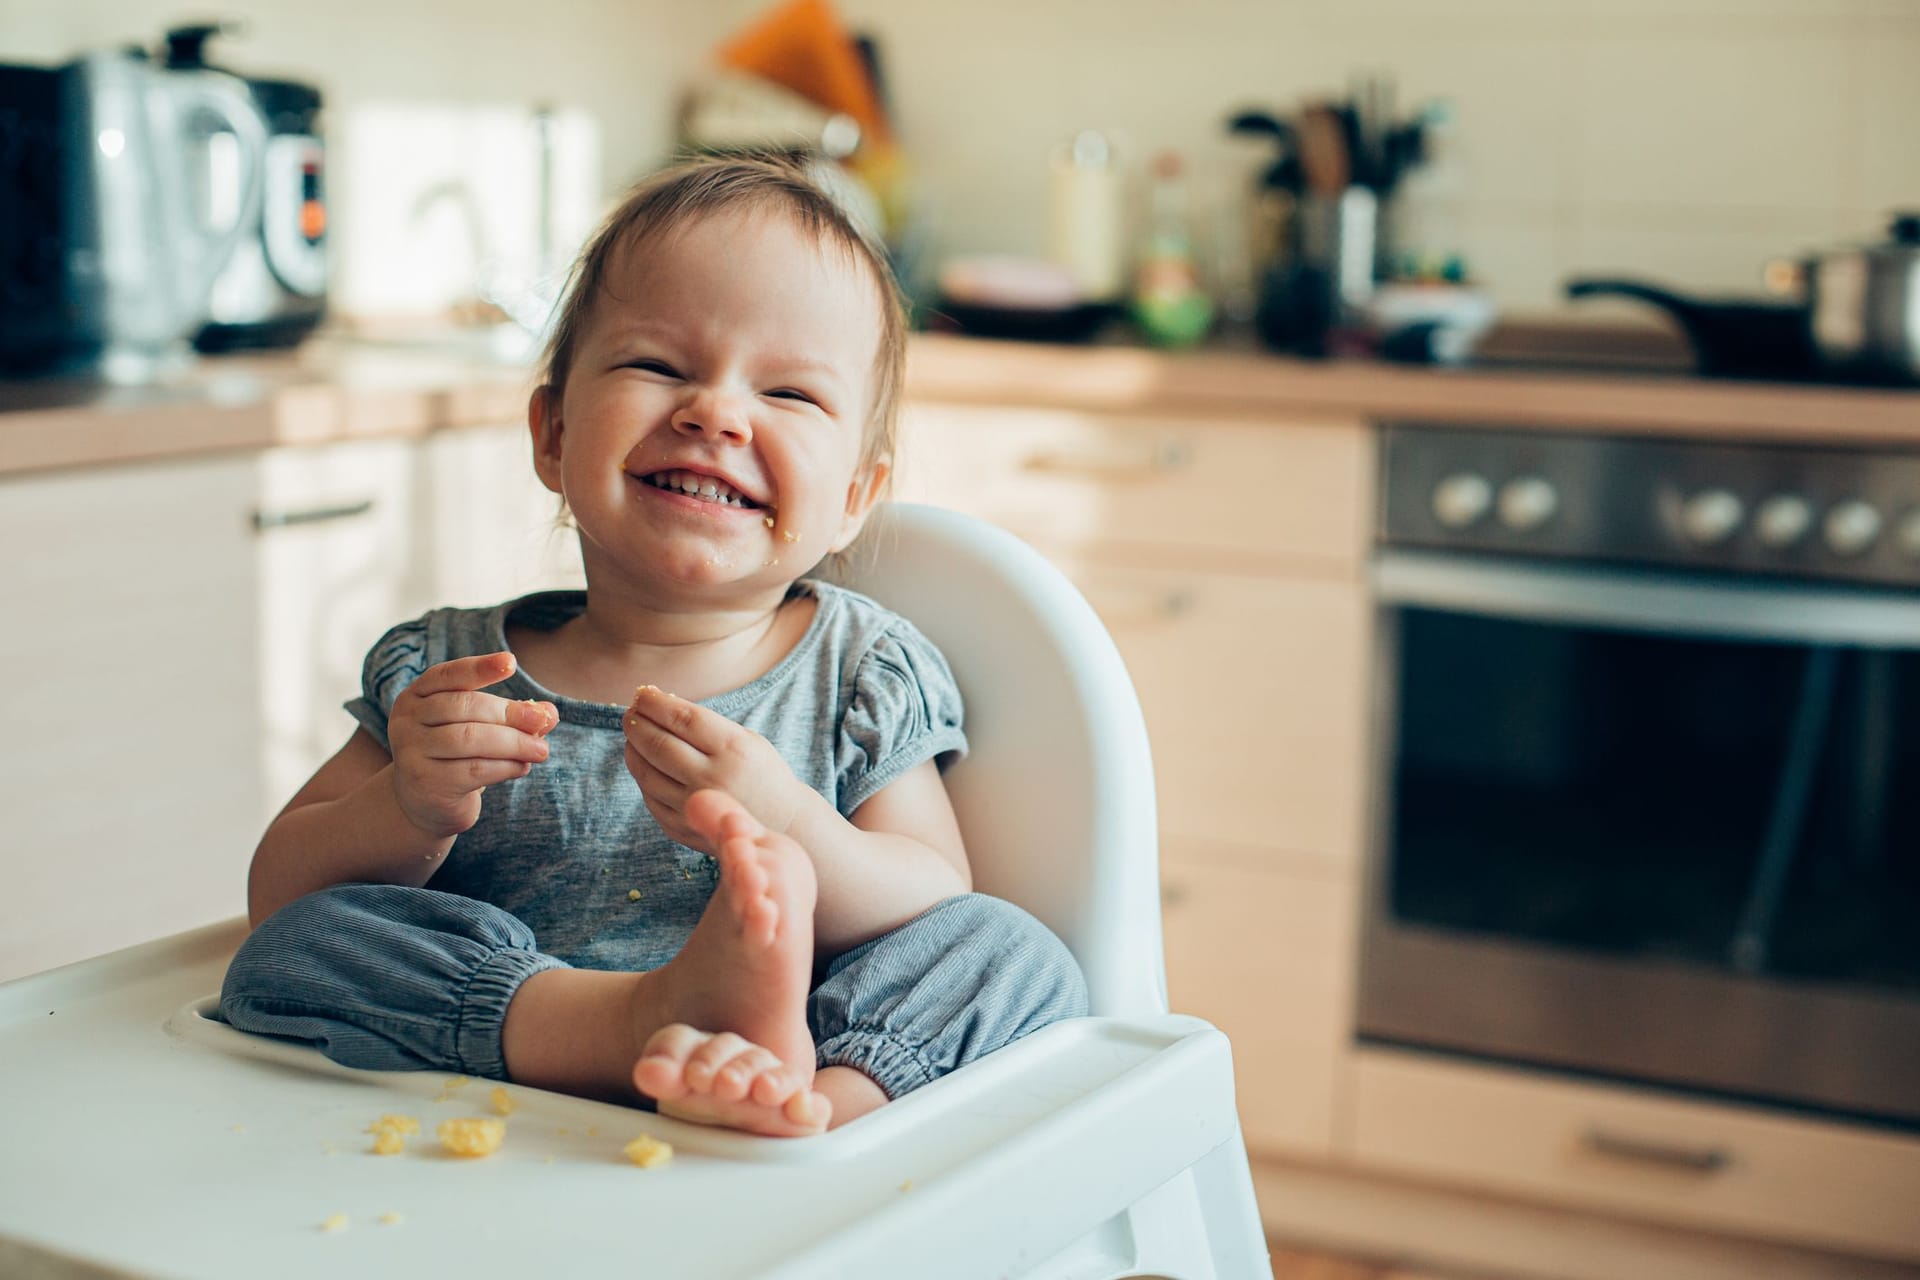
[454,948,567,1080]
[815,1028,937,1100]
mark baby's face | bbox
[534,208,885,602]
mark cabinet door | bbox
[1058,556,1371,870]
[1161,852,1357,1158]
[0,455,262,981]
[897,402,1374,574]
[255,439,436,814]
[418,423,584,609]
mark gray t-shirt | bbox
[344,580,968,971]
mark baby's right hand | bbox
[386,651,557,838]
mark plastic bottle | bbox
[1388,100,1470,284]
[1131,151,1214,347]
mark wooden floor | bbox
[1270,1242,1455,1280]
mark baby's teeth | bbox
[698,482,718,498]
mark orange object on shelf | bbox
[716,0,891,147]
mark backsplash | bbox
[824,0,1920,311]
[11,0,1918,315]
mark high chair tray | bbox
[0,920,1240,1280]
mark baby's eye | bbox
[766,388,818,405]
[626,359,680,378]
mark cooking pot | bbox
[1566,212,1920,386]
[1784,212,1920,384]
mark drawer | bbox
[1161,854,1356,1158]
[1347,1046,1920,1262]
[897,402,1373,572]
[1059,559,1370,867]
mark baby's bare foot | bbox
[634,1025,831,1137]
[630,790,821,1136]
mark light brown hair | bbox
[538,152,906,480]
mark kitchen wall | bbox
[11,0,1918,316]
[817,0,1920,312]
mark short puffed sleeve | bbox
[342,617,432,752]
[834,622,969,816]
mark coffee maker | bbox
[0,26,325,378]
[163,24,328,352]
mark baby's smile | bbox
[640,468,765,510]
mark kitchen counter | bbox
[2,330,1916,478]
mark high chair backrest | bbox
[825,503,1168,1018]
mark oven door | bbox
[1359,549,1920,1129]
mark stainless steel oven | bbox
[1359,424,1920,1130]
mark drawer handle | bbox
[1021,438,1191,479]
[1081,585,1194,626]
[1581,1128,1734,1175]
[251,499,376,531]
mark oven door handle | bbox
[1373,549,1920,649]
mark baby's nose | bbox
[672,391,752,441]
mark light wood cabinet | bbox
[1160,853,1357,1157]
[898,398,1375,1165]
[0,454,264,982]
[255,438,437,814]
[417,421,584,611]
[1053,557,1369,869]
[1348,1046,1920,1261]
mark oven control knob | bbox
[1681,489,1745,545]
[1753,494,1813,548]
[1498,476,1558,531]
[1432,473,1493,528]
[1897,511,1920,559]
[1824,500,1882,556]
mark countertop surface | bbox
[2,329,1916,478]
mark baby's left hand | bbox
[623,686,810,854]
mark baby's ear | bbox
[528,385,565,495]
[830,457,891,552]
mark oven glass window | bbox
[1390,606,1920,996]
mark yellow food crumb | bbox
[320,1213,349,1233]
[229,1124,245,1134]
[443,1076,471,1091]
[370,1129,406,1156]
[368,1114,420,1136]
[900,1179,913,1192]
[437,1116,506,1158]
[490,1086,516,1117]
[379,1212,403,1227]
[782,530,799,542]
[585,1125,600,1137]
[628,889,641,901]
[623,1134,673,1168]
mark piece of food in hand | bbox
[623,1133,674,1168]
[490,1086,517,1117]
[437,1116,506,1158]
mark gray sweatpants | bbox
[219,885,1088,1100]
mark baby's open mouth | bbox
[641,470,762,509]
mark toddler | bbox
[220,155,1088,1136]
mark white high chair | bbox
[0,503,1268,1280]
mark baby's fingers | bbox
[405,651,518,699]
[411,690,557,735]
[417,721,551,764]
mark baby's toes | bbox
[683,1031,752,1094]
[713,1045,783,1103]
[633,1024,704,1100]
[750,1066,802,1108]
